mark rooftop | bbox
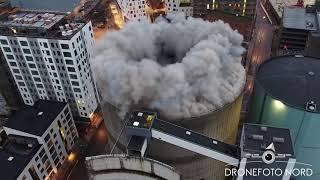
[242,123,294,155]
[269,0,315,18]
[127,111,156,129]
[256,55,320,113]
[0,10,86,39]
[282,6,319,30]
[5,100,67,136]
[0,134,41,180]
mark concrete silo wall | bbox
[102,93,243,179]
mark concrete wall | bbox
[101,93,243,179]
[86,154,181,180]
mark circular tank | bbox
[102,92,243,179]
[249,55,320,179]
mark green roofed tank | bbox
[249,55,320,180]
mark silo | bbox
[102,91,243,179]
[94,16,246,179]
[249,55,320,180]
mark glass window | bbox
[63,52,71,57]
[9,62,17,66]
[15,75,22,80]
[34,77,41,82]
[61,44,69,49]
[6,54,14,59]
[3,47,11,52]
[74,88,81,92]
[36,84,43,88]
[25,56,33,61]
[0,39,8,45]
[67,67,75,72]
[23,49,31,54]
[71,81,79,86]
[44,42,48,48]
[20,41,28,46]
[70,74,77,79]
[12,69,20,73]
[29,63,36,68]
[18,82,25,86]
[31,71,39,75]
[66,60,73,65]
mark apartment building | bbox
[117,0,193,21]
[0,100,78,180]
[0,10,99,118]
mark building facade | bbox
[193,0,256,18]
[1,100,78,180]
[117,0,193,21]
[0,10,99,118]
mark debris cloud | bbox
[93,15,246,119]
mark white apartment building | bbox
[117,0,193,21]
[0,10,99,118]
[1,100,78,180]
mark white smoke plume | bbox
[92,15,246,119]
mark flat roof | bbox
[5,100,67,136]
[152,118,240,159]
[127,111,156,129]
[3,11,65,30]
[256,55,320,113]
[0,10,86,39]
[269,0,315,18]
[282,6,318,30]
[242,123,294,155]
[0,135,41,180]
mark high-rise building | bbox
[0,10,99,118]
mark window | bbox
[9,62,17,66]
[66,59,73,65]
[48,58,53,63]
[34,77,41,82]
[31,70,39,75]
[74,50,78,56]
[46,50,50,56]
[29,63,36,68]
[70,74,77,79]
[39,148,45,157]
[36,84,43,88]
[12,69,20,73]
[63,52,71,57]
[0,39,8,45]
[71,81,79,86]
[57,51,61,56]
[74,88,81,92]
[44,42,48,48]
[15,75,22,80]
[67,67,75,72]
[3,47,11,52]
[61,44,69,49]
[25,56,33,61]
[6,54,14,59]
[20,41,28,46]
[18,82,25,86]
[23,49,31,54]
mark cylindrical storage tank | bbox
[94,16,246,180]
[249,55,320,180]
[102,92,243,180]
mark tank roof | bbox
[256,55,320,112]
